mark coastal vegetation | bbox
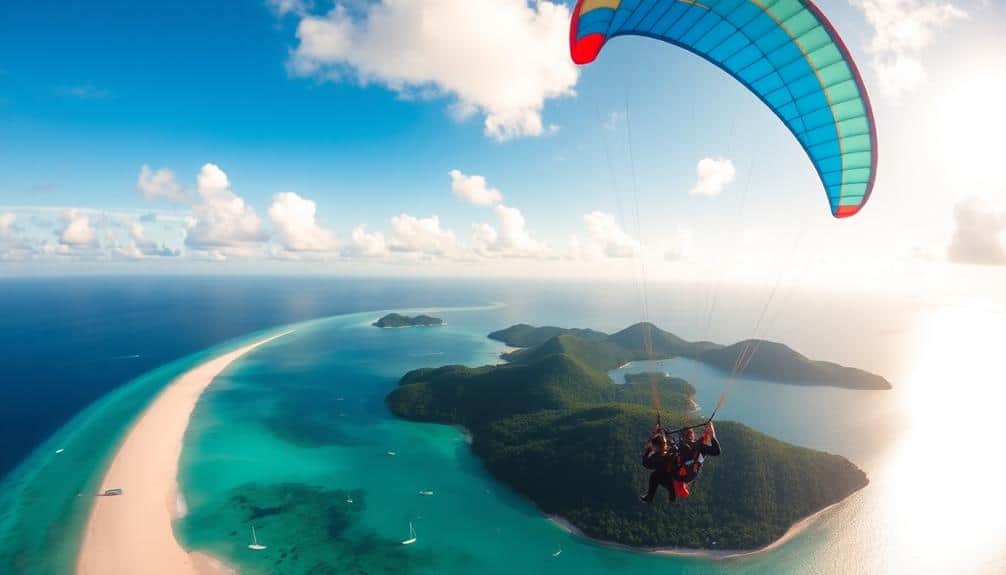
[387,323,870,550]
[491,322,891,390]
[373,313,444,328]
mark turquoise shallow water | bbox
[169,308,889,575]
[0,325,297,575]
[4,299,1005,574]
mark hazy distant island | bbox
[387,322,874,551]
[491,323,891,390]
[373,313,444,328]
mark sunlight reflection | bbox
[869,304,1006,574]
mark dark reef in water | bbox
[180,482,439,574]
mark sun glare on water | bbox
[863,304,1006,574]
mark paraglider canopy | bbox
[570,0,878,218]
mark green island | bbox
[372,313,444,328]
[387,322,875,551]
[491,322,891,390]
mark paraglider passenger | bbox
[640,422,720,503]
[640,427,675,503]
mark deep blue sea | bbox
[1,277,1003,574]
[0,277,494,477]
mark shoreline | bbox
[76,330,293,575]
[547,497,846,560]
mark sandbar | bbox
[77,331,293,575]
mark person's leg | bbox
[641,472,659,503]
[673,480,690,500]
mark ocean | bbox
[1,277,1003,574]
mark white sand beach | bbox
[76,331,293,575]
[548,497,845,560]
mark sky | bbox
[0,0,1004,298]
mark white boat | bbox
[55,448,65,454]
[552,546,562,557]
[386,451,397,456]
[418,490,434,496]
[401,522,417,545]
[248,526,267,551]
[346,496,354,504]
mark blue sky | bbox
[1,0,1004,296]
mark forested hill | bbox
[372,313,444,328]
[387,324,869,550]
[491,322,890,390]
[699,340,891,389]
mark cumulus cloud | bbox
[0,212,22,259]
[185,163,267,251]
[851,0,967,98]
[450,169,503,205]
[288,0,578,140]
[0,212,14,237]
[346,224,390,258]
[472,204,548,258]
[128,222,180,258]
[268,0,309,16]
[689,157,736,197]
[63,82,110,100]
[603,111,624,131]
[947,196,1006,265]
[268,191,338,252]
[389,213,458,256]
[583,211,640,258]
[137,165,186,202]
[565,235,583,260]
[59,210,97,247]
[664,228,694,262]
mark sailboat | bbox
[401,522,417,545]
[248,526,267,551]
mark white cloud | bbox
[137,165,186,202]
[59,210,97,247]
[185,163,266,251]
[63,83,110,100]
[389,213,459,256]
[268,0,309,16]
[0,212,22,260]
[851,0,967,98]
[127,222,180,258]
[288,0,578,140]
[0,212,14,237]
[346,224,390,258]
[664,228,694,261]
[948,196,1006,266]
[583,211,640,258]
[450,169,503,205]
[565,235,583,260]
[689,157,735,197]
[268,192,338,252]
[472,204,548,258]
[603,111,624,131]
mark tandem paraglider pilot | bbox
[640,422,720,504]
